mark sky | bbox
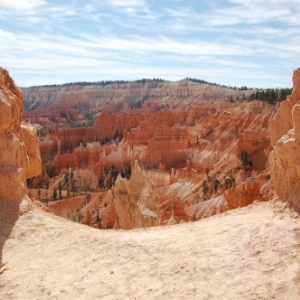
[0,0,299,88]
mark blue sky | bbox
[0,0,299,87]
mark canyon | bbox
[1,67,300,299]
[22,79,278,229]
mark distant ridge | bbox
[30,78,166,88]
[30,77,292,95]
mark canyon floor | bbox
[1,199,300,300]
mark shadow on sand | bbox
[0,200,20,274]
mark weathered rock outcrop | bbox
[185,195,228,220]
[0,68,41,203]
[159,196,190,224]
[0,67,41,260]
[270,68,300,211]
[225,179,262,208]
[114,160,159,229]
[270,70,300,147]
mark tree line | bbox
[247,88,292,104]
[187,78,250,90]
[32,78,166,88]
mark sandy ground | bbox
[1,200,300,300]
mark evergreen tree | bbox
[52,188,58,201]
[58,181,62,199]
[213,179,220,193]
[241,150,249,166]
[202,179,209,194]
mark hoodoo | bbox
[114,160,159,229]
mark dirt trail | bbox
[1,200,300,300]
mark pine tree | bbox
[213,179,220,192]
[58,181,62,199]
[202,179,209,194]
[241,150,249,166]
[52,188,58,201]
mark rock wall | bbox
[270,70,300,147]
[0,68,41,203]
[225,179,262,208]
[270,68,300,211]
[0,67,41,264]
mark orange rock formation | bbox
[0,68,41,203]
[0,67,41,244]
[114,161,159,229]
[270,68,300,211]
[22,77,280,228]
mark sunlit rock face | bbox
[269,69,300,147]
[269,68,300,211]
[114,160,159,229]
[0,67,41,203]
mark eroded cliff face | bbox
[114,160,159,229]
[0,68,41,204]
[0,67,41,242]
[269,68,300,211]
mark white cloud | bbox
[163,2,291,30]
[0,0,45,9]
[70,34,251,57]
[0,28,15,39]
[109,0,146,7]
[0,0,298,88]
[164,7,194,18]
[205,0,299,26]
